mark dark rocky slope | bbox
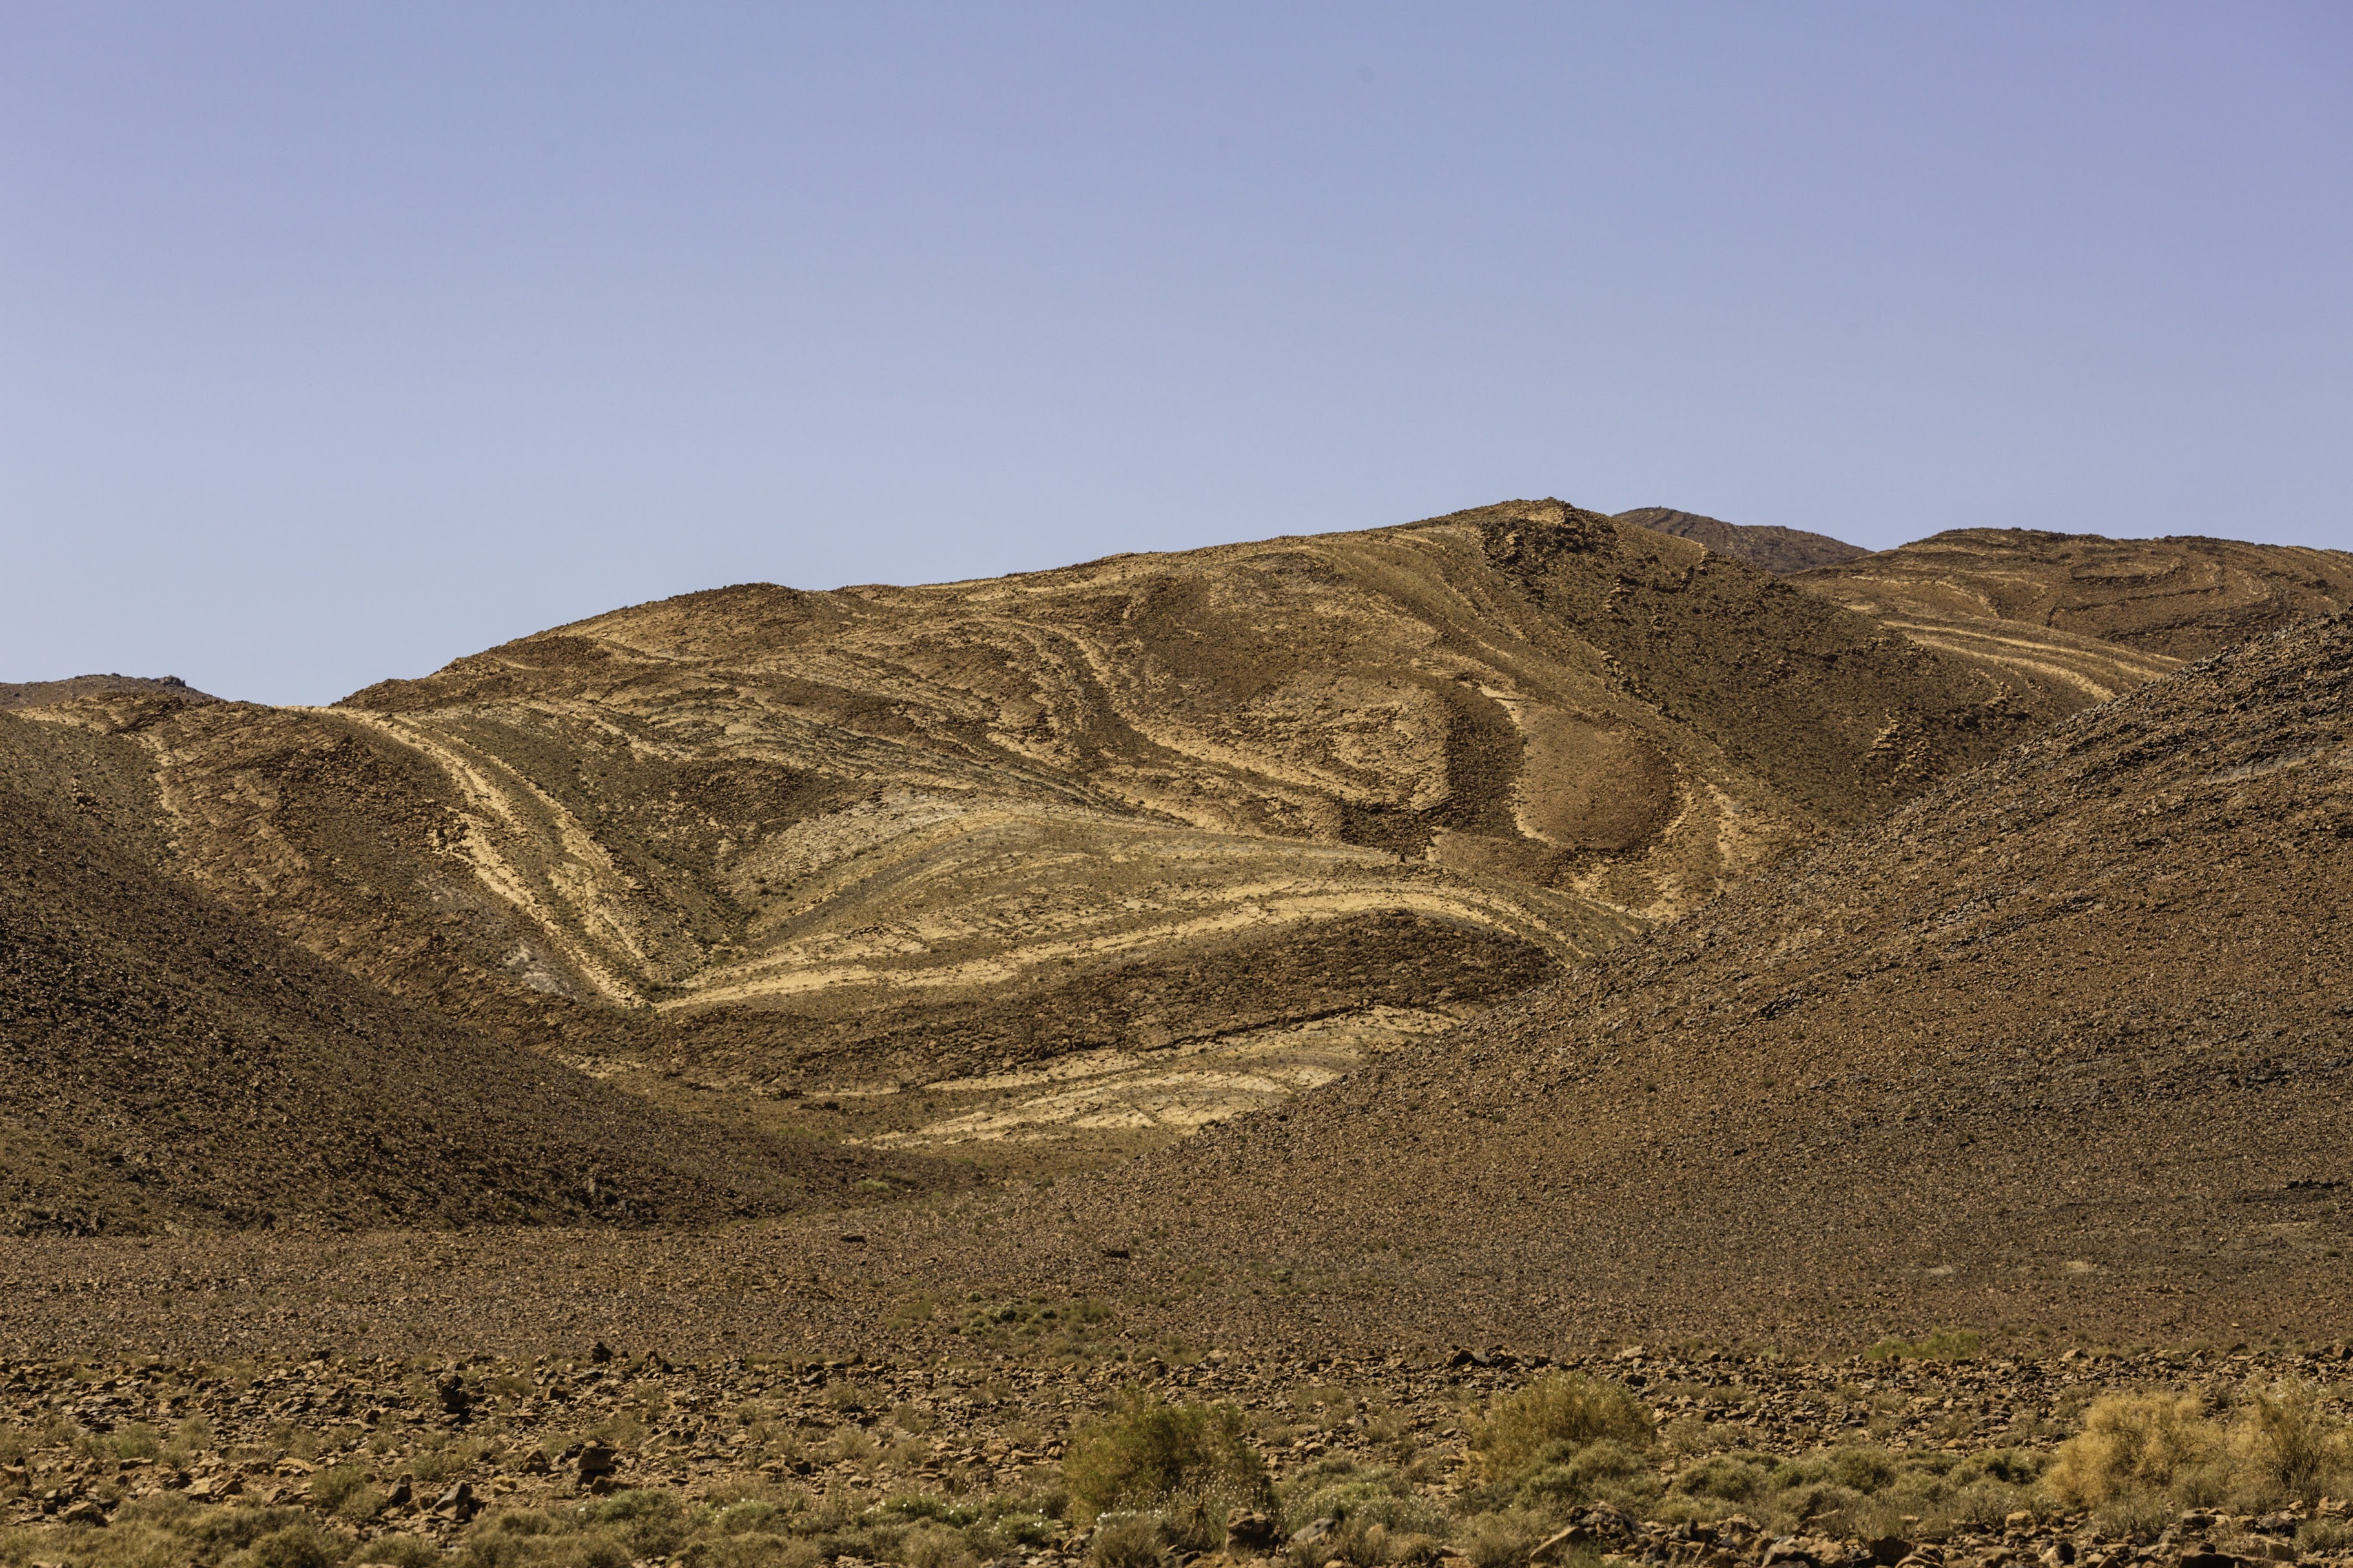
[1089,609,2353,1345]
[1613,506,1868,575]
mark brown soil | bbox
[1613,509,1869,575]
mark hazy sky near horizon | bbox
[5,5,2350,704]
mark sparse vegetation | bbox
[1866,1330,1982,1363]
[8,1349,2353,1568]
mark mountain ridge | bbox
[5,498,2094,1167]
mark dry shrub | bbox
[899,1522,978,1568]
[352,1538,440,1568]
[2225,1381,2352,1505]
[245,1521,350,1568]
[1866,1332,1981,1363]
[2050,1384,2353,1516]
[2299,1518,2352,1556]
[2048,1393,2218,1508]
[411,1436,488,1485]
[1062,1397,1270,1518]
[307,1464,374,1516]
[1457,1511,1547,1568]
[1468,1374,1654,1485]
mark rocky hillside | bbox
[0,710,952,1237]
[1081,609,2353,1345]
[2,500,2102,1164]
[1612,507,1867,574]
[0,673,214,710]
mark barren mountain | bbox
[1081,609,2353,1345]
[3,500,2103,1164]
[1797,529,2353,678]
[0,709,949,1237]
[1612,506,1868,574]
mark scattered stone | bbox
[1227,1511,1279,1552]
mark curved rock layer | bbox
[10,502,2091,1152]
[1796,528,2353,677]
[0,712,947,1237]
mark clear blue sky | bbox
[5,4,2349,704]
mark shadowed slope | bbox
[0,711,953,1237]
[1087,612,2353,1346]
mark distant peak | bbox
[1612,507,1867,575]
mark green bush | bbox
[576,1489,692,1558]
[1673,1452,1775,1504]
[1279,1459,1446,1538]
[1510,1438,1651,1511]
[1063,1397,1271,1518]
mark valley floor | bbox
[4,1341,2348,1568]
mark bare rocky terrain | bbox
[1794,532,2353,689]
[5,505,2350,1568]
[8,608,2341,1363]
[0,676,214,713]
